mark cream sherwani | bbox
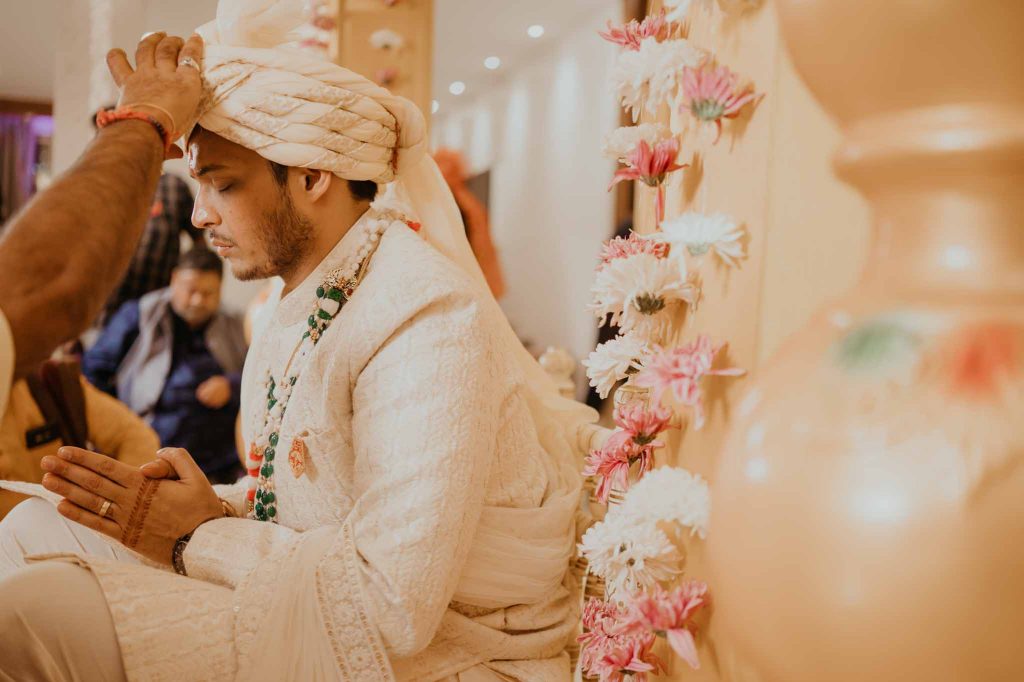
[0,213,578,681]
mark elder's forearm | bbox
[0,121,163,376]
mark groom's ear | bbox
[299,168,333,203]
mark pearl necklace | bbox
[244,208,415,521]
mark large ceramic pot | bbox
[706,1,1024,680]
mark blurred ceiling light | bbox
[484,56,501,70]
[527,25,545,39]
[431,99,440,114]
[449,81,466,95]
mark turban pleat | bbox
[194,2,425,183]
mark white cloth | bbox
[0,561,127,682]
[0,308,13,417]
[0,497,142,576]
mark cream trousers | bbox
[0,498,135,682]
[0,498,516,682]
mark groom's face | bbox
[188,128,313,281]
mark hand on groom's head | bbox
[106,31,205,160]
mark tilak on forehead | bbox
[189,0,426,185]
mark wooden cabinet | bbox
[334,0,434,123]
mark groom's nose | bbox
[191,189,220,230]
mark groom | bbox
[0,2,593,681]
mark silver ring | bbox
[178,57,200,71]
[98,499,113,518]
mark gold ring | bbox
[98,499,113,518]
[178,57,200,71]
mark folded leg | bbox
[0,561,127,682]
[0,497,141,579]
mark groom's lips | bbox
[210,237,235,255]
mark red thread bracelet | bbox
[95,106,174,154]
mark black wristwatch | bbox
[172,532,194,576]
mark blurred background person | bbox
[83,248,247,483]
[433,147,506,299]
[0,356,159,519]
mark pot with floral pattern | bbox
[706,1,1024,680]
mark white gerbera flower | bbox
[655,211,745,278]
[602,123,672,161]
[589,253,696,339]
[583,333,650,399]
[611,37,703,121]
[579,512,682,597]
[620,466,712,538]
[369,28,404,50]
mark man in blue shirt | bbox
[83,248,247,483]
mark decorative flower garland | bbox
[576,3,764,679]
[370,28,405,51]
[578,468,712,677]
[299,0,338,55]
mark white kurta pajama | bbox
[0,213,580,681]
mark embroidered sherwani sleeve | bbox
[184,289,502,658]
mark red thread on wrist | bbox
[95,106,173,154]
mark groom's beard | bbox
[235,192,315,282]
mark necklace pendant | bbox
[289,437,308,478]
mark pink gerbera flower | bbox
[610,138,687,190]
[598,10,668,51]
[606,403,673,451]
[585,403,673,503]
[579,597,667,682]
[589,633,666,682]
[609,138,688,226]
[621,582,709,670]
[584,443,634,504]
[579,598,627,675]
[635,335,745,430]
[584,439,658,504]
[579,598,627,651]
[599,233,670,269]
[680,62,760,143]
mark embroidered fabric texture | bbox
[5,220,577,682]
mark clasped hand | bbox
[40,447,224,566]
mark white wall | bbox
[432,1,621,384]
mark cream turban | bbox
[194,0,426,183]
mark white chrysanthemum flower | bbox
[602,123,672,161]
[583,333,650,399]
[611,37,703,120]
[369,28,404,50]
[579,512,682,597]
[655,211,745,278]
[590,253,696,339]
[620,466,712,538]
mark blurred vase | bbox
[706,1,1024,680]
